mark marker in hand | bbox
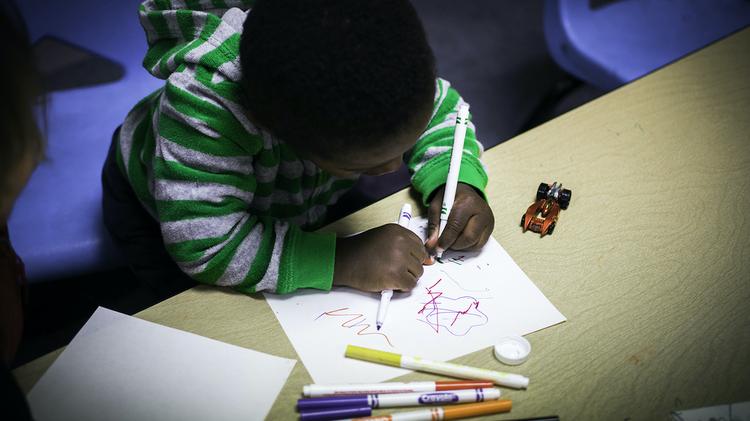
[436,103,470,260]
[376,203,412,331]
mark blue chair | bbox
[544,0,750,90]
[9,0,162,281]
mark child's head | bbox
[0,1,45,223]
[240,0,436,177]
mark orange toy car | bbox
[521,182,572,236]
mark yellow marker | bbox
[345,345,529,389]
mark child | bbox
[102,0,494,297]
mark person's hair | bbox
[0,1,45,193]
[240,0,436,158]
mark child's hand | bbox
[425,183,495,256]
[333,224,428,292]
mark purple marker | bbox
[376,203,413,331]
[297,388,501,410]
[298,405,371,421]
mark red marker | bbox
[302,380,494,398]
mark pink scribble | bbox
[418,279,444,333]
[450,300,480,327]
[416,279,488,336]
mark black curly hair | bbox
[240,0,436,157]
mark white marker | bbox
[376,203,412,330]
[302,380,495,397]
[436,103,470,259]
[367,387,500,408]
[297,388,501,410]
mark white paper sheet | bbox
[265,217,566,384]
[27,307,296,421]
[671,401,750,421]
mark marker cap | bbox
[493,335,531,366]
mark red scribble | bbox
[416,278,487,336]
[450,300,480,327]
[417,279,443,333]
[315,307,394,347]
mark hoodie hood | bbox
[138,0,253,82]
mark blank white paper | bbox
[27,307,296,421]
[671,401,750,421]
[265,217,566,384]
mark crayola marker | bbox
[297,388,500,410]
[302,380,495,397]
[376,203,413,330]
[435,103,469,260]
[345,345,529,389]
[350,399,513,421]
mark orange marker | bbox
[351,399,512,420]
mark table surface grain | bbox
[15,28,750,420]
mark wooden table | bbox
[15,28,750,420]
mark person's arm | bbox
[151,71,335,295]
[408,78,494,253]
[407,78,488,205]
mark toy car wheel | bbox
[547,222,556,235]
[559,189,572,210]
[520,215,526,227]
[536,183,549,201]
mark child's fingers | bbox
[410,247,428,263]
[476,224,493,249]
[395,270,417,291]
[451,212,492,250]
[436,204,473,252]
[406,260,423,286]
[426,190,444,250]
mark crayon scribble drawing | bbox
[264,216,567,385]
[315,307,394,347]
[416,278,490,336]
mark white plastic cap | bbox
[494,335,531,366]
[457,103,470,120]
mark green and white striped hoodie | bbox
[116,0,488,294]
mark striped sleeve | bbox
[152,69,335,295]
[138,0,255,79]
[407,78,488,205]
